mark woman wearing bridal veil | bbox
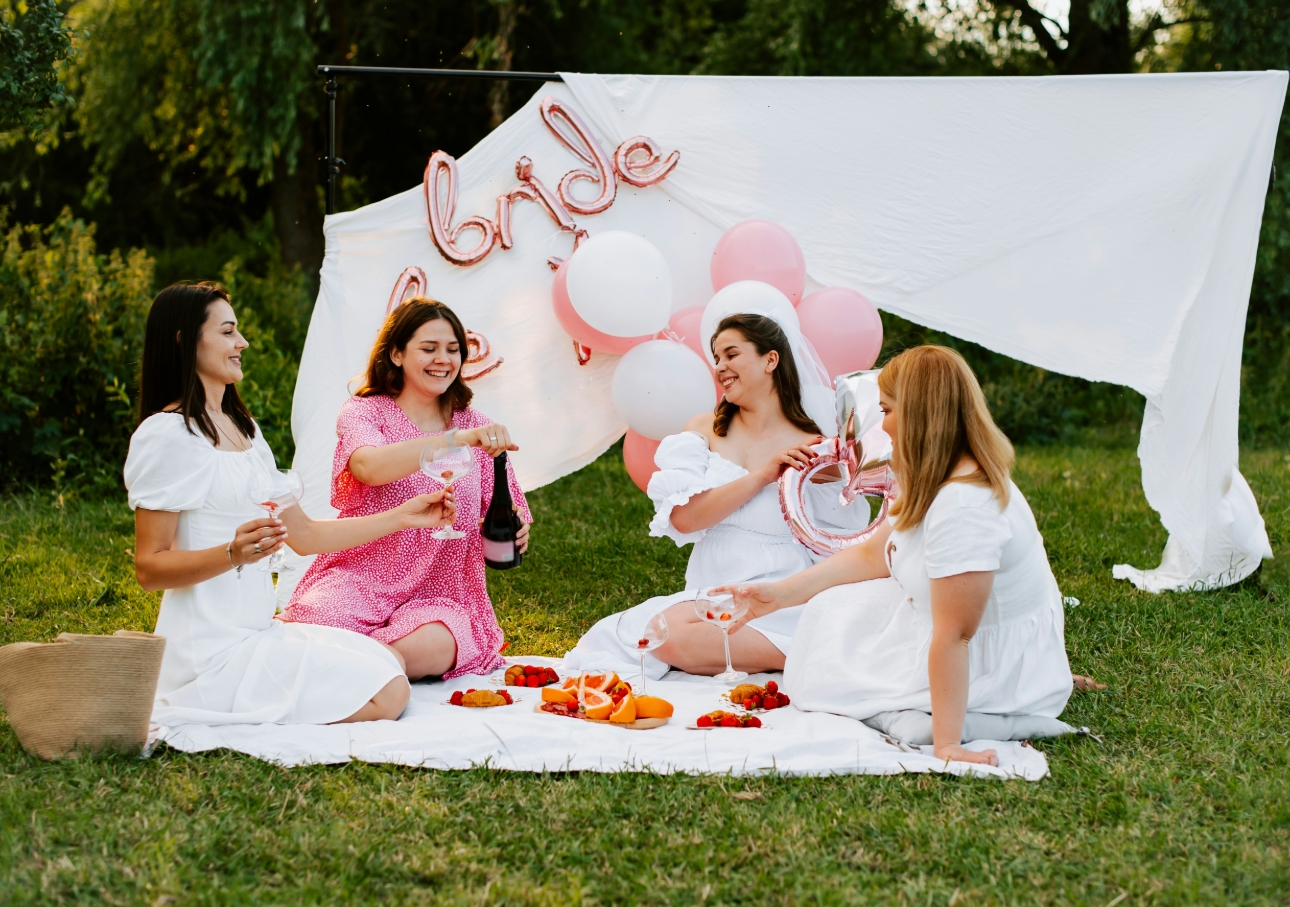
[563,298,867,679]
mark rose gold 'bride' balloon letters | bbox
[422,97,680,268]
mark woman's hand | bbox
[231,517,288,567]
[757,437,823,485]
[715,582,789,634]
[933,743,999,766]
[476,516,532,553]
[458,423,518,458]
[396,490,456,529]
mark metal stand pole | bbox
[325,74,339,215]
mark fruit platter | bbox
[722,680,791,712]
[447,688,517,708]
[533,671,674,729]
[690,710,762,729]
[502,663,560,687]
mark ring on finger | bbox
[254,542,262,553]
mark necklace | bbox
[211,413,249,451]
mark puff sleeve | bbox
[646,432,744,546]
[123,414,217,512]
[922,483,1013,578]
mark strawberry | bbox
[743,698,756,710]
[524,665,541,676]
[466,688,476,694]
[527,676,541,688]
[696,714,713,728]
[765,680,778,695]
[720,715,740,728]
[744,716,762,728]
[449,691,464,706]
[762,696,778,711]
[777,692,790,706]
[499,691,513,704]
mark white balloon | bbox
[611,340,717,440]
[700,280,800,353]
[566,231,673,338]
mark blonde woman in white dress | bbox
[126,282,456,727]
[564,312,866,679]
[722,346,1074,766]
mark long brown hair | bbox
[880,345,1013,531]
[139,281,256,445]
[354,298,473,420]
[710,314,821,438]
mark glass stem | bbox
[639,653,647,696]
[722,629,734,676]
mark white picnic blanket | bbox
[154,661,1055,781]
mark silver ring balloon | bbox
[779,369,898,557]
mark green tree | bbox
[0,0,75,131]
[72,0,322,274]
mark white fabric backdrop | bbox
[286,72,1285,597]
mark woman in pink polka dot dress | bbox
[279,299,531,680]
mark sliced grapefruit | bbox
[633,696,674,719]
[609,693,637,724]
[578,671,619,694]
[541,686,577,705]
[583,689,613,720]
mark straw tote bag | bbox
[0,630,165,760]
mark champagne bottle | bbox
[482,451,522,570]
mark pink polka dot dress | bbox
[279,395,532,679]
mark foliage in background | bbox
[0,0,75,132]
[0,209,152,490]
[0,209,310,488]
[0,0,1288,490]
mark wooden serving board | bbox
[532,703,668,730]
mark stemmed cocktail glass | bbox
[616,611,669,695]
[692,589,750,683]
[421,442,474,540]
[248,467,303,574]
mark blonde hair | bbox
[879,345,1014,531]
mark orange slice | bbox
[583,689,613,720]
[609,693,637,724]
[633,695,674,719]
[561,676,579,691]
[541,686,577,705]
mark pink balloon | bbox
[710,220,807,305]
[551,260,652,355]
[665,306,725,400]
[665,306,710,365]
[622,430,662,493]
[797,287,884,378]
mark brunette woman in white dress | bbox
[723,346,1073,766]
[125,283,455,727]
[564,312,866,679]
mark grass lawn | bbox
[1,443,1288,905]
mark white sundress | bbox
[123,413,404,728]
[784,480,1074,721]
[563,430,870,679]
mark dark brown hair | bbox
[139,281,256,445]
[354,298,473,419]
[709,314,821,438]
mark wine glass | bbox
[247,467,302,572]
[692,589,750,683]
[616,611,668,695]
[420,442,474,540]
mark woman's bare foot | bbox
[1072,674,1107,691]
[933,744,999,766]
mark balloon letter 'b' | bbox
[425,151,497,266]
